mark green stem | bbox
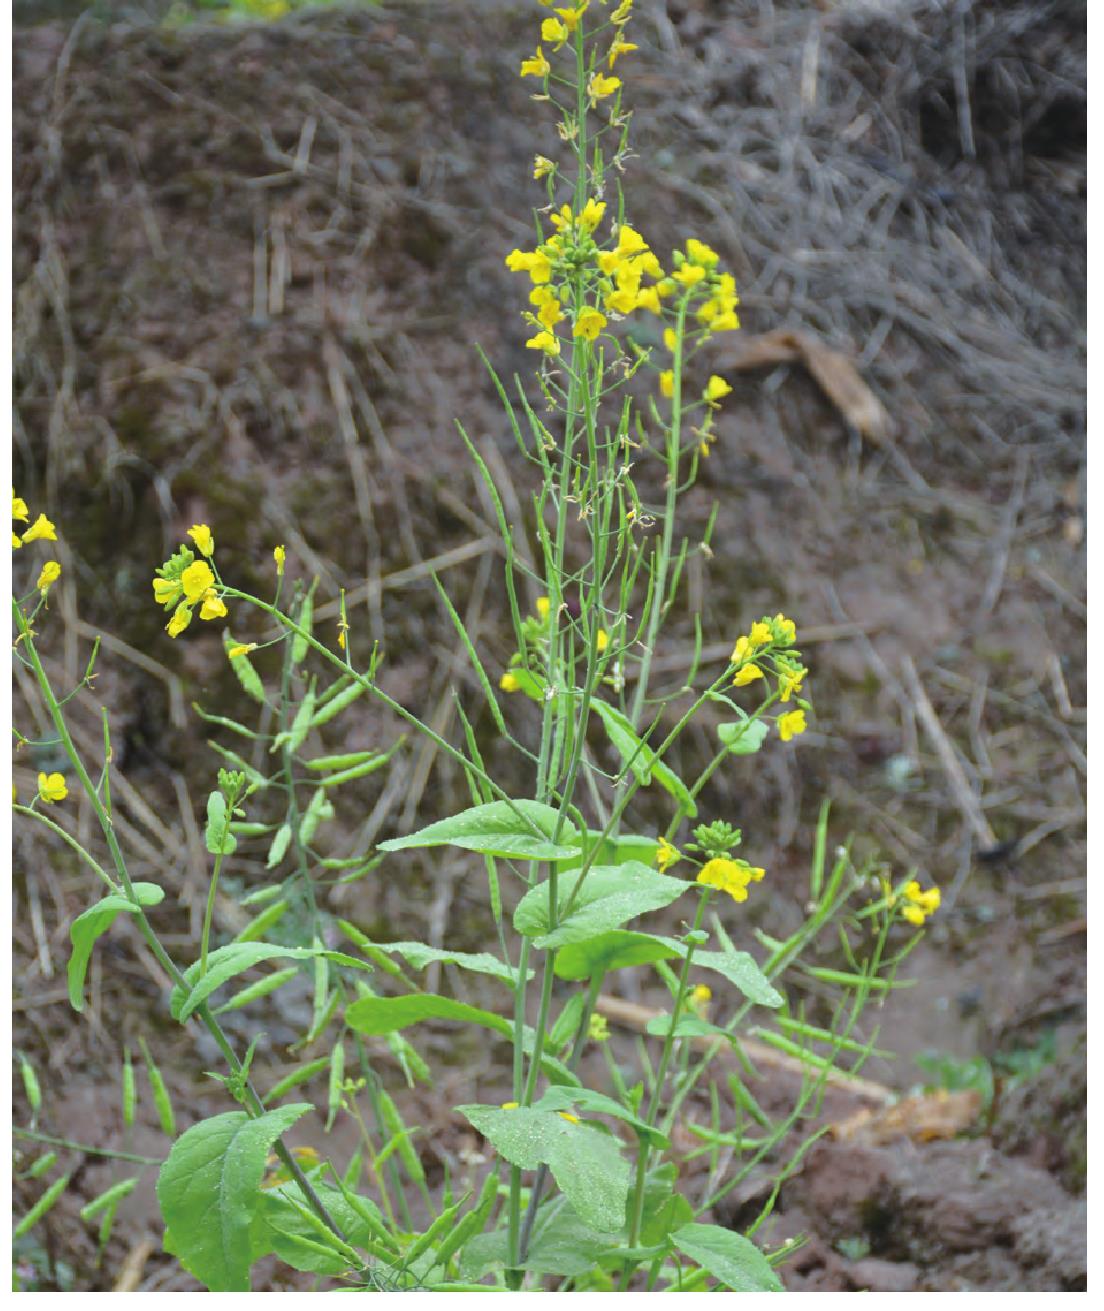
[14,1127,161,1167]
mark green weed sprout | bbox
[12,3,943,1292]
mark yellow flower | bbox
[672,264,706,287]
[36,561,61,592]
[22,514,57,544]
[541,17,569,45]
[664,328,678,352]
[199,589,228,622]
[608,34,637,67]
[696,857,764,905]
[711,311,741,332]
[659,370,674,398]
[274,544,286,576]
[902,881,941,926]
[12,491,29,522]
[187,524,214,557]
[778,666,806,703]
[507,248,553,284]
[686,239,720,267]
[611,0,632,22]
[526,329,561,355]
[587,72,621,106]
[574,307,607,341]
[579,197,607,233]
[500,672,521,693]
[166,603,192,639]
[733,663,763,687]
[778,708,807,742]
[520,47,551,79]
[12,532,22,550]
[533,154,555,180]
[635,286,661,313]
[37,772,68,804]
[181,560,215,603]
[588,1013,610,1042]
[596,628,609,652]
[614,224,647,257]
[555,2,588,33]
[704,375,732,403]
[773,613,797,645]
[688,984,712,1017]
[655,836,681,872]
[228,644,256,659]
[749,621,772,647]
[153,577,180,606]
[501,1101,520,1110]
[536,596,551,620]
[605,287,638,315]
[557,1111,581,1124]
[538,296,564,330]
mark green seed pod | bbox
[14,1174,70,1238]
[139,1039,175,1137]
[19,1053,42,1117]
[121,1049,136,1128]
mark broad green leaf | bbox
[534,1086,669,1149]
[592,702,697,817]
[205,791,237,856]
[460,1198,619,1279]
[645,1012,736,1043]
[362,941,524,986]
[554,930,684,981]
[514,863,689,949]
[557,830,659,874]
[170,944,371,1022]
[379,800,580,862]
[253,1179,385,1275]
[223,631,266,704]
[68,883,165,1013]
[671,1222,783,1292]
[718,717,770,756]
[345,995,578,1085]
[690,949,783,1008]
[156,1104,312,1291]
[638,1165,694,1247]
[459,1105,629,1233]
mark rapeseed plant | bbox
[12,2,942,1293]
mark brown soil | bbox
[12,0,1085,1293]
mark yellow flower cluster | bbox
[696,856,766,905]
[13,490,62,596]
[901,880,941,927]
[729,613,809,740]
[151,524,229,639]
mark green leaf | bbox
[645,1012,735,1043]
[170,943,371,1022]
[717,717,770,756]
[362,941,524,986]
[458,1105,629,1232]
[554,930,683,981]
[223,631,266,704]
[592,702,697,817]
[671,1222,783,1292]
[156,1104,312,1291]
[460,1198,619,1279]
[378,800,580,862]
[345,995,578,1086]
[68,883,165,1013]
[638,1166,694,1247]
[205,792,237,856]
[690,949,783,1008]
[514,863,688,949]
[254,1181,379,1275]
[534,1086,669,1149]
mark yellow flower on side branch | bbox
[36,562,61,593]
[696,857,766,905]
[37,772,68,804]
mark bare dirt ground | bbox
[12,0,1086,1292]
